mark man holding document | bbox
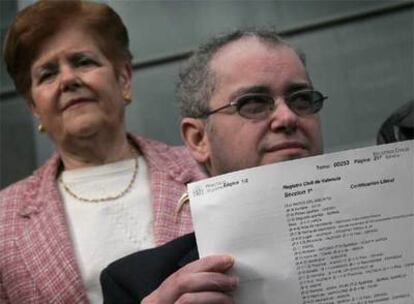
[101,29,413,304]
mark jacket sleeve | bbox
[100,233,198,304]
[0,276,11,304]
[101,269,137,304]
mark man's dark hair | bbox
[176,28,306,118]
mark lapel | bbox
[129,134,207,245]
[15,155,88,303]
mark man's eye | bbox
[239,96,272,114]
[289,92,313,109]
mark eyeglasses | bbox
[200,89,327,120]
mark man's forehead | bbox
[208,37,309,96]
[210,36,294,67]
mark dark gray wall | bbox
[1,0,413,189]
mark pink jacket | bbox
[0,134,206,303]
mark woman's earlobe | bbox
[118,61,132,92]
[27,99,39,118]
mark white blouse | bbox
[59,156,154,304]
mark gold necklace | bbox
[59,154,139,203]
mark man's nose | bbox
[268,97,299,133]
[59,65,81,92]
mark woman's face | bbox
[29,25,131,146]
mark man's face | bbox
[198,38,323,176]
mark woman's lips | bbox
[62,98,96,111]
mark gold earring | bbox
[38,123,45,133]
[123,91,132,104]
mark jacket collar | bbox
[18,134,206,217]
[15,153,88,302]
[18,153,61,217]
[128,133,206,185]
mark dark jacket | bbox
[101,233,198,304]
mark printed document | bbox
[188,141,414,304]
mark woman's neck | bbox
[57,132,137,170]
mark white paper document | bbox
[188,141,414,304]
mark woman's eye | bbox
[37,69,55,84]
[75,56,97,67]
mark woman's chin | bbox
[64,116,105,139]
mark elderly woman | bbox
[0,1,205,303]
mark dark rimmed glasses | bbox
[199,89,327,120]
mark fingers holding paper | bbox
[142,255,238,304]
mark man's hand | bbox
[141,255,238,304]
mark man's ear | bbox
[180,117,210,164]
[118,61,132,93]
